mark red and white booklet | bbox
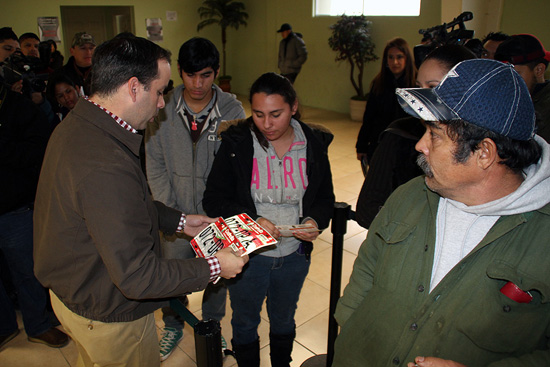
[190,213,277,258]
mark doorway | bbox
[60,6,135,57]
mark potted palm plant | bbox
[329,15,378,121]
[197,0,248,92]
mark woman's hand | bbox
[293,219,319,241]
[257,217,281,240]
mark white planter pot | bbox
[349,99,367,121]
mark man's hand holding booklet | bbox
[191,213,278,258]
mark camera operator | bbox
[2,31,58,130]
[19,32,40,59]
[0,26,69,350]
[0,27,21,91]
[413,12,474,68]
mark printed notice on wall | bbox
[146,18,163,41]
[37,17,61,42]
[166,11,177,21]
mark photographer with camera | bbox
[413,12,474,68]
[19,32,40,59]
[0,26,69,350]
[0,27,21,92]
[1,29,58,130]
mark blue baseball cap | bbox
[396,59,535,141]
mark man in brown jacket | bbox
[33,34,247,367]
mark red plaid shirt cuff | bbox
[206,256,221,282]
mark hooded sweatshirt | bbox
[251,119,308,257]
[431,135,550,291]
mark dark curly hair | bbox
[437,119,541,173]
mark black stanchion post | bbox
[170,298,223,367]
[327,202,350,367]
[195,320,223,367]
[300,202,352,367]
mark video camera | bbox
[1,49,48,95]
[414,12,474,69]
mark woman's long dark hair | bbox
[371,37,416,95]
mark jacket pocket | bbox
[457,260,550,353]
[372,221,417,291]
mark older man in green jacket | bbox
[334,59,550,367]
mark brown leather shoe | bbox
[0,329,20,349]
[28,327,69,348]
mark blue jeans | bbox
[161,236,226,329]
[0,205,50,337]
[228,251,310,345]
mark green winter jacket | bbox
[334,176,550,367]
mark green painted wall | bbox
[229,0,441,113]
[0,0,215,91]
[1,0,547,113]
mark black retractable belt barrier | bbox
[301,202,353,367]
[170,298,223,367]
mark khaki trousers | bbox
[50,290,160,367]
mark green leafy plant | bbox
[197,0,248,78]
[329,15,378,100]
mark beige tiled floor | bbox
[0,97,368,367]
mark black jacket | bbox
[356,74,409,160]
[355,117,424,228]
[61,56,92,95]
[0,85,50,215]
[203,118,335,231]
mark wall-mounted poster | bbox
[166,11,177,21]
[146,18,163,41]
[37,16,61,42]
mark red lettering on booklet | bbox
[500,281,533,304]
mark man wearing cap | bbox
[61,32,96,95]
[495,34,550,142]
[333,59,550,367]
[276,23,307,84]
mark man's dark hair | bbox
[178,37,219,76]
[90,34,171,97]
[463,39,484,58]
[18,32,39,44]
[482,31,510,44]
[437,119,541,173]
[0,27,18,42]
